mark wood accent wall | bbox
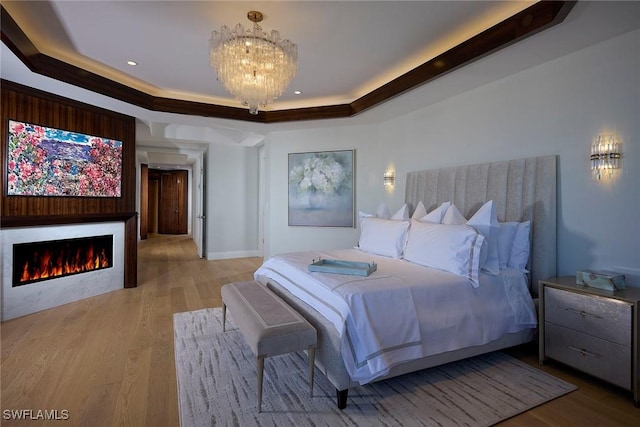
[1,79,138,287]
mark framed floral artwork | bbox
[288,149,354,227]
[6,119,122,197]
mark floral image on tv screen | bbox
[7,120,122,197]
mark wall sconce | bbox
[383,170,395,187]
[591,135,621,180]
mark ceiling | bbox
[2,0,547,116]
[2,1,638,167]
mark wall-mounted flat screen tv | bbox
[6,119,122,197]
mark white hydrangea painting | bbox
[288,150,354,227]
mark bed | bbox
[255,155,557,409]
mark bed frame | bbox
[260,155,557,409]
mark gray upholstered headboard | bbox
[405,155,557,296]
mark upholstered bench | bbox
[221,280,317,412]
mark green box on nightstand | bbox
[576,270,626,291]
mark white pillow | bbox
[443,202,500,275]
[376,203,391,219]
[441,203,466,225]
[360,203,409,221]
[497,222,519,269]
[417,201,451,223]
[358,217,410,258]
[403,220,485,288]
[391,203,410,221]
[358,211,375,223]
[467,201,500,275]
[411,201,427,220]
[508,221,531,271]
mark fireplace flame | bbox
[17,243,111,285]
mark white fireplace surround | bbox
[1,222,125,321]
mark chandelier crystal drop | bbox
[209,11,298,115]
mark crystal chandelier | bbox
[210,11,298,115]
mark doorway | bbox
[137,150,206,257]
[148,169,188,235]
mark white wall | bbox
[263,29,640,285]
[386,29,639,283]
[206,143,260,259]
[264,124,388,257]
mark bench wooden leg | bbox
[257,356,264,413]
[308,346,315,397]
[222,303,227,332]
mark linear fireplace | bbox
[13,235,114,287]
[1,222,125,321]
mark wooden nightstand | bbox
[539,276,640,406]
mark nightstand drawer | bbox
[545,322,631,390]
[545,287,632,346]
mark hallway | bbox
[138,234,261,309]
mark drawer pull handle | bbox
[568,345,601,358]
[565,308,602,319]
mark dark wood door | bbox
[140,164,148,240]
[158,170,188,234]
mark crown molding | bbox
[1,1,575,124]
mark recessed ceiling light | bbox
[294,90,302,95]
[126,60,137,66]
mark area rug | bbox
[174,307,576,427]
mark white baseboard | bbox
[206,250,261,260]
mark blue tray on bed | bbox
[308,258,377,276]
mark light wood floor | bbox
[1,234,639,426]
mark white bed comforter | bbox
[254,248,537,384]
